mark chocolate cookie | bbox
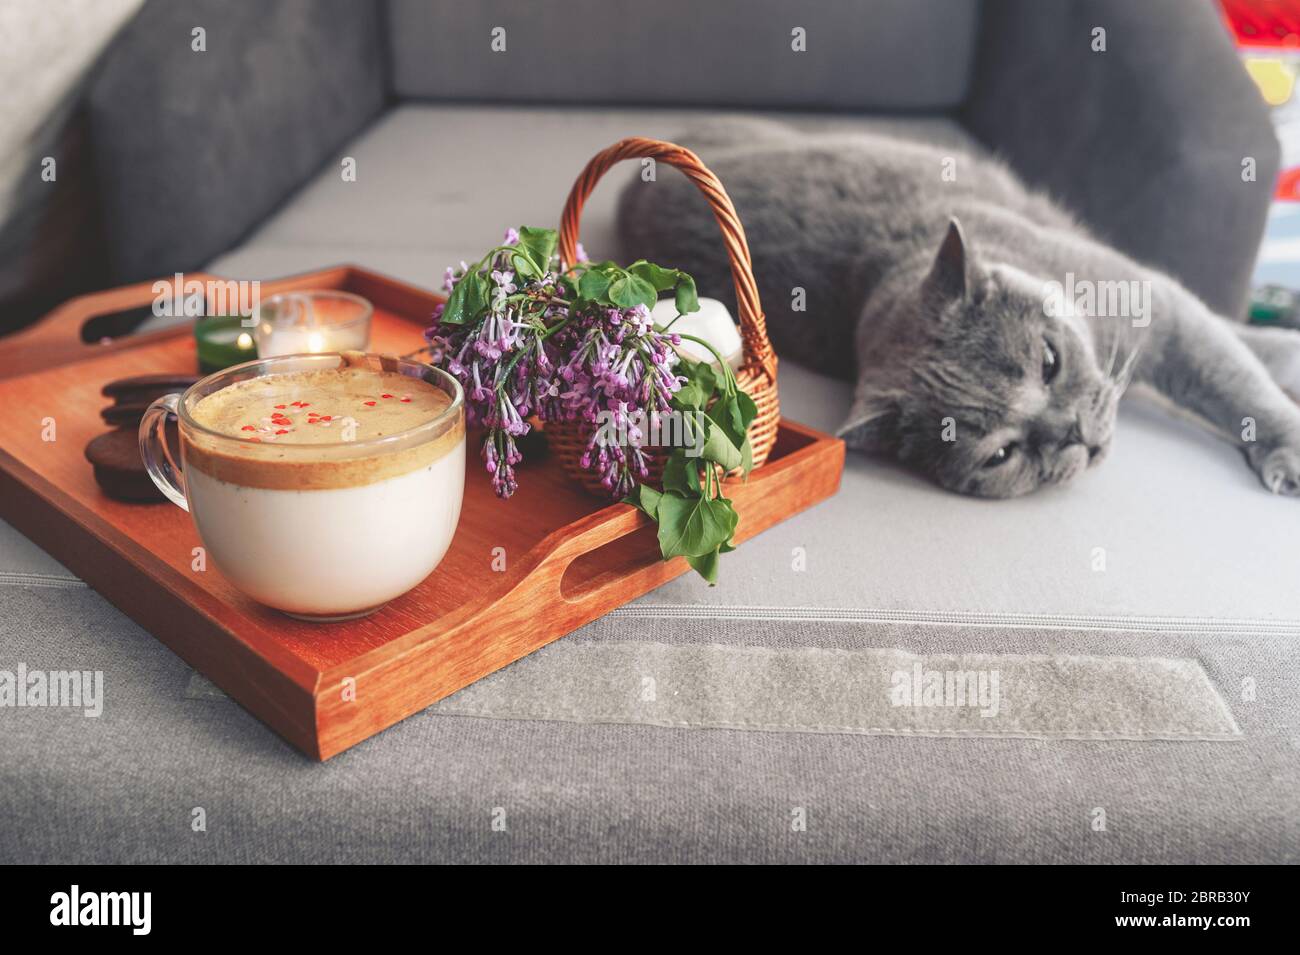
[85,424,180,503]
[98,372,198,427]
[100,401,155,427]
[101,374,199,402]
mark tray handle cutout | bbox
[544,506,670,607]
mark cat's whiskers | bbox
[1101,337,1145,405]
[1116,339,1144,389]
[1102,323,1122,382]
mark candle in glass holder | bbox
[194,314,258,373]
[253,290,373,358]
[651,297,743,371]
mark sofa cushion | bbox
[85,0,387,286]
[386,0,978,111]
[0,0,142,332]
[197,102,1300,623]
[1,584,1295,863]
[205,103,983,286]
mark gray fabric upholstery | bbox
[0,0,142,333]
[206,104,983,289]
[84,0,388,286]
[963,0,1277,319]
[2,586,1295,863]
[387,0,978,110]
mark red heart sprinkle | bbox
[364,401,376,406]
[241,425,256,431]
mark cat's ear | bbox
[837,385,899,454]
[922,218,975,304]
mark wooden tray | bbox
[0,266,845,759]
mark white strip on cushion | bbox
[186,643,1242,741]
[428,643,1242,741]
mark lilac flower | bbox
[426,228,683,499]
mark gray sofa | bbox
[3,0,1298,864]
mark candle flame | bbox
[307,332,325,353]
[236,332,254,349]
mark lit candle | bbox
[651,297,744,371]
[253,290,373,358]
[194,314,258,373]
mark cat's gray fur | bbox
[618,117,1300,497]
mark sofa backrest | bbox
[387,0,979,111]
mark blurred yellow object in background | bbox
[1244,56,1296,105]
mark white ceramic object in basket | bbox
[651,297,744,371]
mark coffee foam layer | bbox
[184,367,462,490]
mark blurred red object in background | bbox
[1222,0,1300,48]
[1276,166,1300,200]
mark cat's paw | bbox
[1247,442,1300,496]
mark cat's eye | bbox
[983,443,1017,468]
[1042,339,1059,384]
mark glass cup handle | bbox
[139,393,188,511]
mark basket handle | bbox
[557,137,776,382]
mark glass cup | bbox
[139,353,465,621]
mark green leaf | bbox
[735,390,758,430]
[440,277,470,325]
[517,226,558,273]
[662,451,701,496]
[624,483,663,519]
[439,270,488,325]
[671,359,716,411]
[686,548,720,585]
[607,275,634,307]
[512,251,541,279]
[706,394,744,448]
[674,273,700,314]
[705,389,757,476]
[464,272,490,320]
[577,269,612,303]
[655,493,735,559]
[627,260,680,293]
[609,274,657,310]
[718,495,740,540]
[699,418,743,472]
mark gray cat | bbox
[618,117,1300,498]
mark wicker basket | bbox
[546,137,780,497]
